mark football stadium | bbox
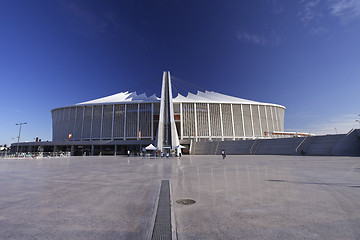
[11,71,286,155]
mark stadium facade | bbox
[13,71,285,155]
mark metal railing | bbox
[295,136,308,153]
[250,139,262,155]
[1,152,71,159]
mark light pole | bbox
[16,122,27,156]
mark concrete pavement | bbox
[0,155,360,239]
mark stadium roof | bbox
[73,90,285,109]
[76,91,159,105]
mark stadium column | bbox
[74,107,77,139]
[207,103,211,140]
[100,105,104,140]
[180,103,183,140]
[281,109,285,131]
[137,103,140,140]
[61,109,64,141]
[249,105,255,138]
[111,104,115,140]
[279,108,283,131]
[151,103,154,140]
[123,104,127,140]
[64,108,68,141]
[230,104,235,140]
[270,106,275,133]
[90,106,94,140]
[241,104,245,139]
[257,105,263,138]
[219,103,224,141]
[67,108,71,141]
[194,103,198,142]
[274,107,279,131]
[264,106,269,137]
[81,106,85,140]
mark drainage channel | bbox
[151,180,173,240]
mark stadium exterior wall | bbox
[51,102,285,142]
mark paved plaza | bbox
[1,155,360,239]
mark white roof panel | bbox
[76,91,160,105]
[173,91,260,104]
[173,91,285,108]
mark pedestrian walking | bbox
[221,149,226,159]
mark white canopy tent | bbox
[145,144,157,151]
[175,145,186,149]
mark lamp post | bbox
[16,122,27,156]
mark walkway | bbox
[1,155,360,239]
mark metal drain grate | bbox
[152,180,172,240]
[176,199,196,205]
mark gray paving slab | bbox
[0,155,360,239]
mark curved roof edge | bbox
[51,90,285,112]
[173,91,286,109]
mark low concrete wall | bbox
[191,140,254,155]
[331,129,360,156]
[191,130,360,156]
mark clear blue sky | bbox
[1,0,360,146]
